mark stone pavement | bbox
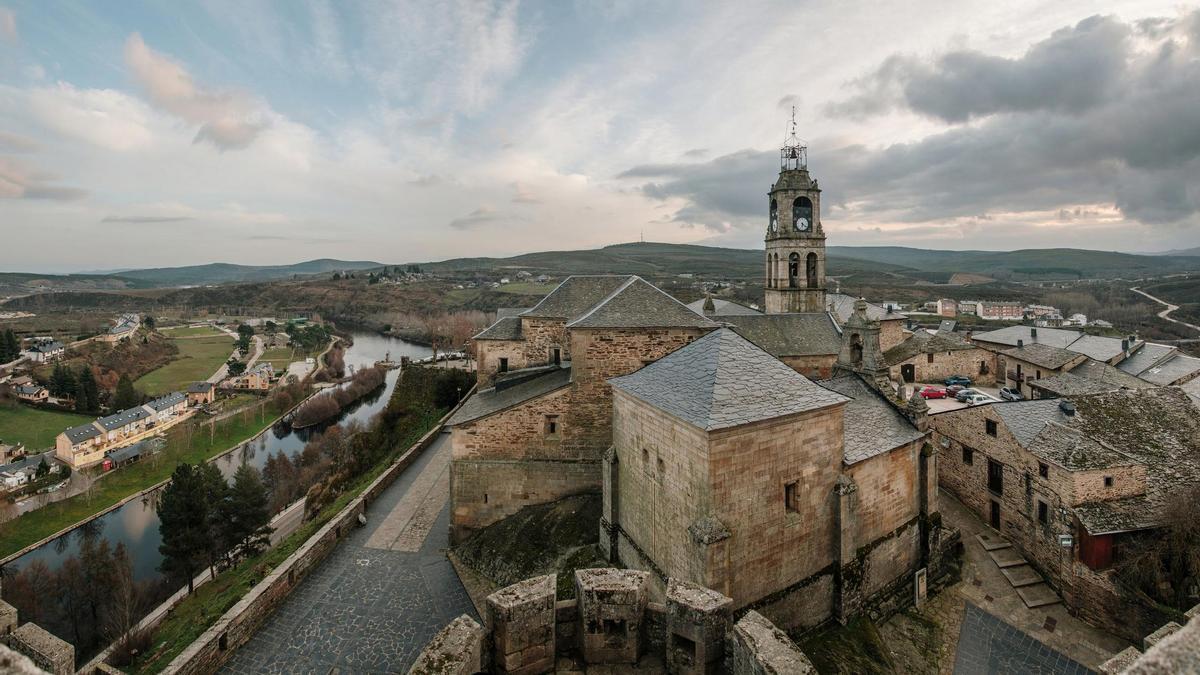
[221,431,476,674]
[954,603,1093,675]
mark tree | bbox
[113,374,141,410]
[76,367,99,412]
[221,465,273,562]
[50,362,77,399]
[141,315,156,329]
[198,463,229,577]
[36,457,49,479]
[227,359,247,377]
[157,464,212,593]
[264,320,277,333]
[0,329,19,362]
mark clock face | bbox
[796,217,810,231]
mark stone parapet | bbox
[408,615,484,675]
[665,578,733,674]
[574,568,649,664]
[486,574,556,674]
[726,610,816,674]
[3,622,73,675]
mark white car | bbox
[964,393,997,406]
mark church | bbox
[445,130,957,631]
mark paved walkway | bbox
[221,431,475,674]
[954,603,1094,674]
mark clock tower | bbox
[764,111,826,314]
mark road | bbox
[222,431,474,674]
[208,335,264,384]
[1131,286,1200,336]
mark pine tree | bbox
[221,464,273,562]
[157,464,211,594]
[76,367,99,413]
[113,374,140,410]
[0,329,18,362]
[198,463,229,576]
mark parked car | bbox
[955,388,982,402]
[945,384,966,397]
[999,387,1025,401]
[945,375,972,386]
[964,393,996,406]
[918,386,948,399]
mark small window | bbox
[927,353,934,364]
[657,458,665,474]
[1037,500,1048,524]
[1038,462,1048,478]
[544,414,559,437]
[985,419,998,437]
[641,448,649,464]
[1036,370,1042,380]
[1104,476,1113,487]
[962,446,974,465]
[785,481,799,513]
[551,347,561,365]
[498,357,509,373]
[483,493,489,504]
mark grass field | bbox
[135,336,234,395]
[0,398,285,560]
[0,406,93,451]
[258,345,316,371]
[160,325,224,338]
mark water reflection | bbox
[3,331,431,584]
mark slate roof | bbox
[14,384,44,396]
[1137,354,1200,386]
[568,277,719,329]
[684,297,762,317]
[1073,495,1155,536]
[63,421,102,444]
[495,307,529,319]
[884,331,977,366]
[937,320,957,333]
[1025,423,1133,471]
[1031,359,1152,397]
[28,340,63,352]
[1000,343,1081,370]
[97,407,150,431]
[988,399,1074,447]
[474,316,523,341]
[146,391,186,411]
[820,375,924,464]
[828,292,903,323]
[971,325,1135,363]
[609,328,847,431]
[520,275,634,321]
[187,381,214,393]
[108,443,142,463]
[446,366,571,426]
[720,313,842,357]
[1117,343,1176,376]
[1069,334,1138,362]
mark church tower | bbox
[764,111,826,314]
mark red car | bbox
[945,384,966,397]
[919,386,948,399]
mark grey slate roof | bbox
[187,381,214,393]
[1117,342,1176,376]
[720,313,842,357]
[827,293,903,323]
[972,325,1134,363]
[609,328,847,431]
[63,421,102,444]
[146,391,186,411]
[1073,495,1155,536]
[474,316,523,341]
[1069,334,1137,362]
[446,367,571,426]
[884,331,977,366]
[14,384,43,396]
[97,406,150,431]
[684,297,762,317]
[29,340,63,352]
[1137,354,1200,386]
[567,277,719,329]
[108,443,142,463]
[496,307,529,319]
[520,275,634,321]
[820,375,924,464]
[1000,343,1081,370]
[1031,359,1152,397]
[1026,423,1132,471]
[988,399,1074,447]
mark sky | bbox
[2,1,1199,272]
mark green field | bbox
[160,325,223,337]
[259,345,316,371]
[134,336,233,395]
[0,406,94,451]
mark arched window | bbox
[849,333,863,364]
[773,253,780,288]
[769,199,778,233]
[806,252,818,288]
[793,196,813,232]
[788,252,800,288]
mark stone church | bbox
[446,132,956,631]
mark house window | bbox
[785,481,799,513]
[1036,370,1042,380]
[657,458,665,475]
[1037,500,1048,524]
[498,357,509,373]
[544,415,559,437]
[985,419,997,437]
[927,353,934,364]
[1104,476,1113,487]
[641,448,649,464]
[1038,462,1048,478]
[962,446,974,465]
[987,459,1004,494]
[551,347,561,365]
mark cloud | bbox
[101,215,195,224]
[123,33,267,150]
[27,83,157,151]
[0,157,87,200]
[827,15,1131,123]
[511,181,541,204]
[0,131,39,152]
[448,205,506,230]
[0,8,15,42]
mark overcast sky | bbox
[2,1,1199,272]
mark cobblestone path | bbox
[222,431,476,674]
[954,603,1095,675]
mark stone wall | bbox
[879,319,907,354]
[2,623,73,675]
[450,458,599,543]
[779,354,837,380]
[520,318,567,367]
[888,346,995,385]
[476,340,527,386]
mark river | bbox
[2,331,432,584]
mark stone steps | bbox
[1016,583,1061,608]
[975,532,1011,551]
[1000,564,1043,588]
[988,547,1028,569]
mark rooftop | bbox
[1030,359,1152,397]
[684,297,762,317]
[1000,342,1083,370]
[446,366,571,426]
[827,292,902,323]
[1136,353,1200,386]
[567,277,718,329]
[884,331,977,366]
[972,325,1137,363]
[820,375,925,464]
[97,406,150,431]
[609,328,847,432]
[720,313,842,358]
[63,421,102,444]
[520,275,634,321]
[473,316,523,341]
[187,381,214,393]
[145,391,186,411]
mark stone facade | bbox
[3,623,73,675]
[410,570,817,675]
[888,343,995,385]
[779,354,837,380]
[476,339,527,386]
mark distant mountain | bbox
[1151,246,1200,257]
[0,272,154,298]
[115,258,383,286]
[417,242,1200,281]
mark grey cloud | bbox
[102,215,195,224]
[0,132,39,153]
[628,12,1200,232]
[681,148,708,159]
[0,157,87,201]
[448,207,506,230]
[828,15,1130,123]
[23,185,88,201]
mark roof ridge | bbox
[565,276,641,327]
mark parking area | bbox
[908,382,1004,413]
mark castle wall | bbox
[475,340,527,386]
[520,318,567,367]
[779,354,837,380]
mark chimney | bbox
[1059,400,1076,416]
[1031,328,1038,339]
[1017,339,1024,348]
[1121,339,1129,352]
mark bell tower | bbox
[764,109,826,314]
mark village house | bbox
[145,391,187,423]
[21,339,63,364]
[448,136,955,632]
[931,387,1200,640]
[0,441,25,464]
[1000,341,1088,399]
[97,315,139,343]
[187,381,216,406]
[0,453,59,492]
[14,384,48,403]
[883,330,994,385]
[55,390,188,468]
[936,298,958,317]
[223,362,274,390]
[976,301,1024,321]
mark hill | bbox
[824,246,1200,280]
[0,272,153,298]
[114,258,382,286]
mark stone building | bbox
[0,597,73,675]
[764,119,825,314]
[931,387,1200,640]
[1000,342,1087,399]
[883,330,993,385]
